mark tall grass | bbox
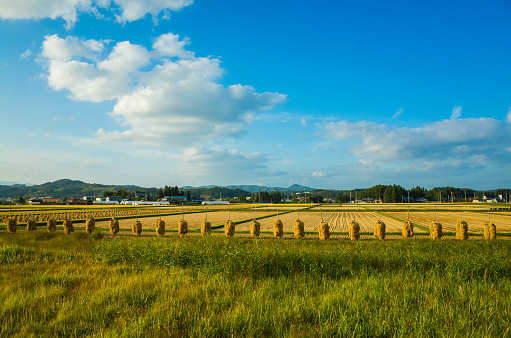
[1,233,510,336]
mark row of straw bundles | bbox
[63,219,74,234]
[250,220,260,238]
[178,219,188,236]
[109,218,119,235]
[156,219,165,236]
[456,220,468,240]
[374,220,386,240]
[7,219,17,233]
[294,219,305,238]
[47,219,57,232]
[273,220,284,238]
[402,220,413,238]
[132,220,142,235]
[484,222,497,240]
[225,220,235,237]
[349,220,360,241]
[201,220,211,236]
[318,221,330,240]
[27,218,37,231]
[430,222,442,239]
[86,218,95,234]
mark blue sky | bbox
[1,0,510,190]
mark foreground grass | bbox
[0,233,510,337]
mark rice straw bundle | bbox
[374,220,386,240]
[85,218,95,234]
[483,222,496,240]
[47,218,57,232]
[225,220,235,237]
[349,220,360,241]
[27,218,37,231]
[63,219,74,235]
[155,219,165,236]
[294,219,305,238]
[201,220,211,236]
[456,220,468,240]
[402,220,413,238]
[109,218,119,235]
[318,221,330,240]
[250,220,260,238]
[178,219,188,236]
[273,219,283,239]
[429,221,442,240]
[131,220,142,235]
[7,218,17,233]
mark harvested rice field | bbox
[235,211,417,234]
[384,211,511,233]
[95,210,275,230]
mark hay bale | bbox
[349,220,360,241]
[402,220,413,238]
[132,220,142,235]
[225,220,235,237]
[178,219,188,236]
[250,220,260,238]
[63,219,74,235]
[430,221,442,240]
[294,219,305,238]
[7,218,17,233]
[374,220,386,240]
[273,219,283,239]
[109,218,119,235]
[27,219,37,231]
[201,220,211,236]
[47,219,57,232]
[85,218,95,234]
[456,220,468,240]
[484,222,497,240]
[318,221,330,240]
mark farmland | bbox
[1,203,510,238]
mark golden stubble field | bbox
[384,211,511,232]
[94,210,276,230]
[235,211,424,233]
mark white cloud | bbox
[40,33,287,146]
[507,107,511,124]
[323,117,511,170]
[312,170,325,177]
[392,108,403,119]
[451,105,462,119]
[300,118,308,127]
[19,49,32,59]
[0,0,192,28]
[170,146,285,183]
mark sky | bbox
[0,0,510,190]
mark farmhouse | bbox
[27,197,43,205]
[43,198,61,204]
[483,194,504,203]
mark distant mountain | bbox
[287,184,315,192]
[0,179,158,199]
[0,181,34,186]
[180,184,316,193]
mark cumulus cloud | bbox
[323,117,511,170]
[40,33,287,146]
[0,0,192,28]
[451,105,462,119]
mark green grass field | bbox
[1,232,510,337]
